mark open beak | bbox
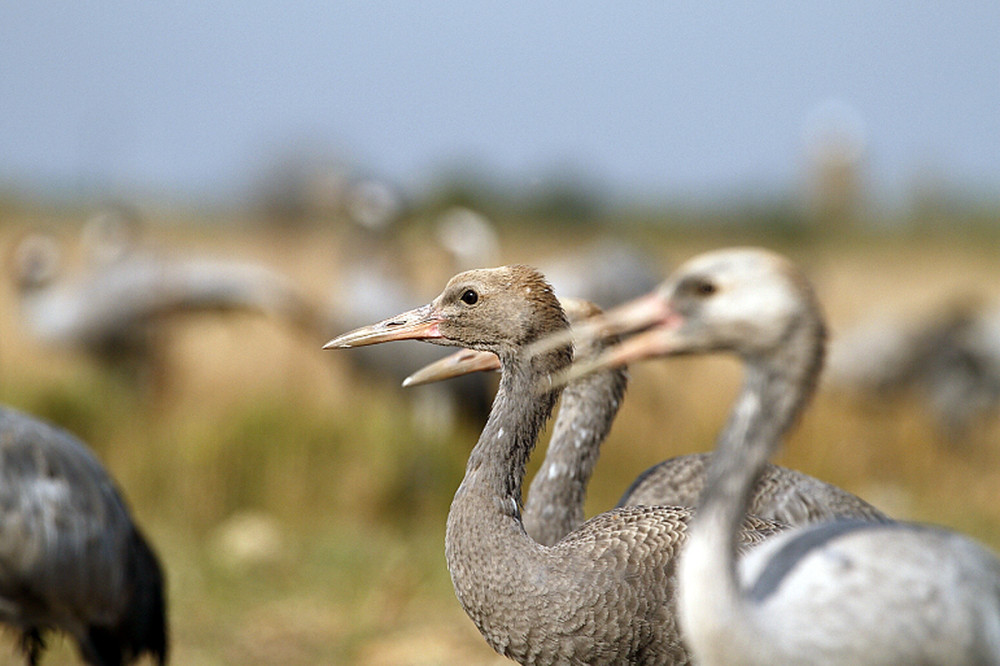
[528,290,672,359]
[323,303,444,349]
[402,349,500,387]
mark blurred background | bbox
[1,2,998,663]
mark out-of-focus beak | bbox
[546,308,683,390]
[323,303,443,349]
[528,290,671,359]
[402,349,500,387]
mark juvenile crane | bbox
[558,248,1000,665]
[326,266,784,664]
[0,406,167,665]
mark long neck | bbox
[463,351,563,505]
[445,343,572,633]
[679,316,824,654]
[523,364,627,546]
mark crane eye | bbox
[695,280,716,296]
[460,289,479,305]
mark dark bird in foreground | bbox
[406,299,885,547]
[558,248,1000,664]
[326,265,784,664]
[0,406,167,666]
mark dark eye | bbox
[460,289,479,305]
[694,280,716,296]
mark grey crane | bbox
[0,406,167,665]
[325,265,785,664]
[559,247,1000,665]
[828,298,1000,443]
[405,299,885,546]
[12,233,322,392]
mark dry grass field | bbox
[0,208,998,664]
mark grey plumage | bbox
[573,248,1000,665]
[0,406,167,666]
[521,298,629,546]
[13,234,321,390]
[326,265,784,664]
[618,453,887,526]
[827,298,1000,442]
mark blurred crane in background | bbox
[11,210,325,398]
[828,297,1000,444]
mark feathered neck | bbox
[463,344,572,505]
[680,304,826,659]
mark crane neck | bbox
[523,363,627,546]
[680,312,825,653]
[444,340,572,632]
[462,347,567,507]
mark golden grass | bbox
[0,213,997,664]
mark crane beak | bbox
[547,308,683,390]
[323,303,444,349]
[528,291,670,359]
[402,349,500,387]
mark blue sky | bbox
[2,2,998,206]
